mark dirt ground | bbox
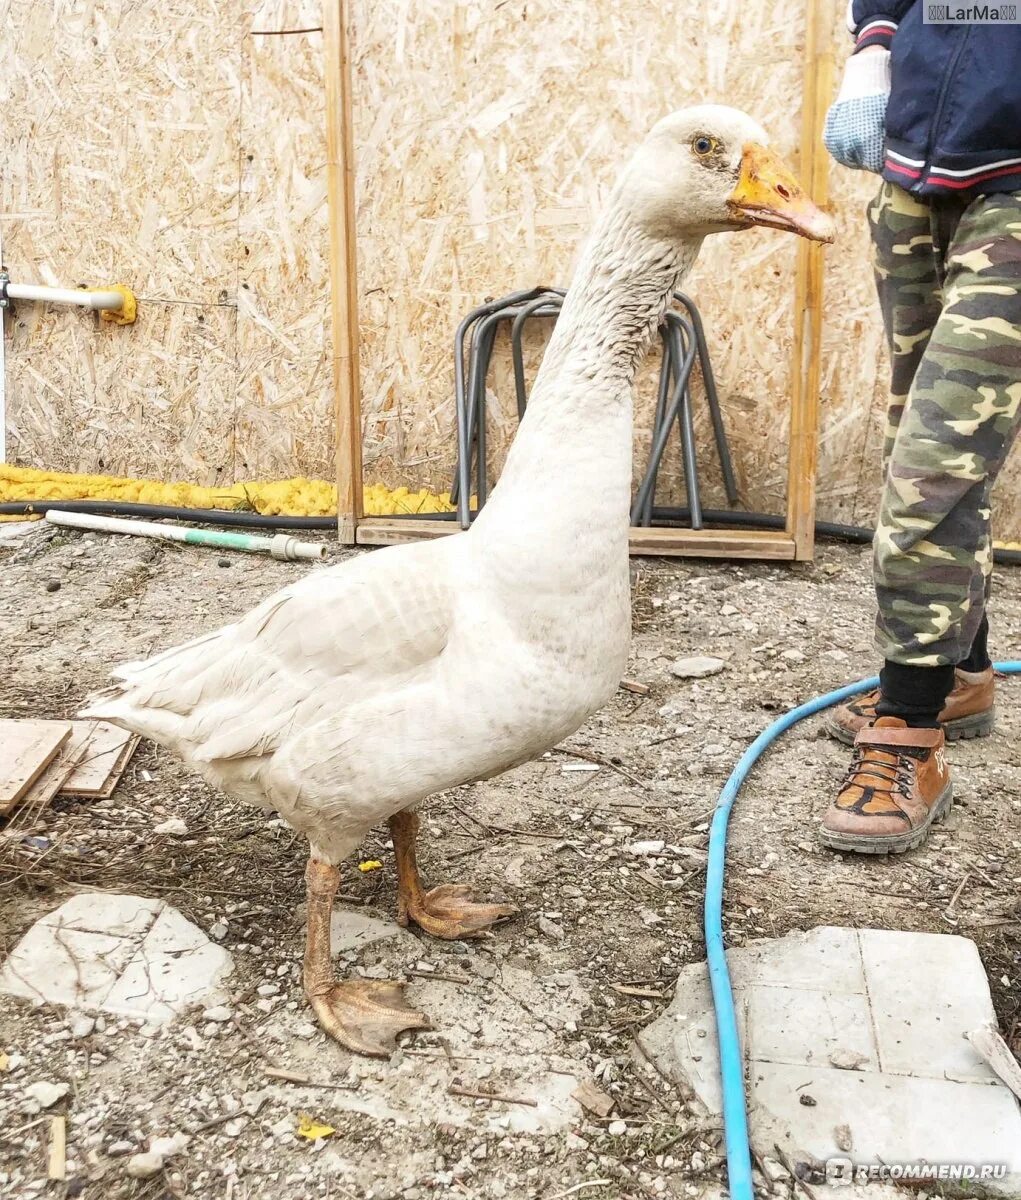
[1,522,1019,1200]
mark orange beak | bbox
[727,143,834,243]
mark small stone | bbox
[537,915,564,941]
[217,558,232,568]
[208,921,228,941]
[669,655,725,679]
[153,817,188,836]
[242,1089,270,1117]
[607,1120,627,1136]
[107,1140,134,1157]
[799,1093,817,1107]
[572,1079,614,1119]
[25,1081,70,1108]
[45,579,61,593]
[69,1016,95,1039]
[763,1156,788,1182]
[202,1005,232,1024]
[627,840,666,856]
[691,1151,706,1171]
[126,1152,164,1179]
[256,982,280,997]
[829,1049,869,1071]
[834,1123,853,1152]
[149,1133,189,1159]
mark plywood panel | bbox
[2,0,243,303]
[346,0,804,516]
[235,23,333,480]
[60,722,139,798]
[6,301,238,482]
[0,720,71,815]
[2,0,243,480]
[3,0,1016,541]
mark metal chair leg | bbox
[451,287,551,526]
[511,294,563,418]
[666,316,703,530]
[674,291,738,506]
[634,335,675,527]
[465,310,508,512]
[630,314,698,527]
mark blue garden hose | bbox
[706,662,1021,1200]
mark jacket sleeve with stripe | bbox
[849,0,916,51]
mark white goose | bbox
[85,106,832,1056]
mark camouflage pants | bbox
[869,182,1021,666]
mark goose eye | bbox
[692,135,717,157]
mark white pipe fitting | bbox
[5,283,125,311]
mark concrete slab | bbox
[638,926,1021,1195]
[860,927,996,1082]
[0,893,233,1023]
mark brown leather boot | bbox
[824,666,995,745]
[819,717,952,855]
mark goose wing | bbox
[83,539,457,765]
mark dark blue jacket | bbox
[852,0,1021,195]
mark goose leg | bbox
[303,857,430,1056]
[388,810,519,939]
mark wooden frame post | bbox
[786,0,834,560]
[325,0,363,545]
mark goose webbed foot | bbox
[303,857,430,1056]
[306,979,430,1057]
[388,809,519,940]
[399,882,519,940]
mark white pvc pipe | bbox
[44,509,327,562]
[5,283,125,311]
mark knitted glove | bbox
[822,48,891,173]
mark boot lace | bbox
[843,745,915,796]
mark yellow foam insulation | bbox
[0,466,455,521]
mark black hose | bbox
[4,498,1019,565]
[650,506,871,542]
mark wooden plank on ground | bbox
[355,518,798,561]
[4,738,84,823]
[627,527,797,560]
[0,720,72,815]
[48,1116,66,1181]
[59,722,139,798]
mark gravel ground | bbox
[1,523,1019,1200]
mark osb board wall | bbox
[3,0,1019,537]
[1,0,333,484]
[349,0,805,516]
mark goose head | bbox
[619,104,834,244]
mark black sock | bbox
[958,614,991,673]
[876,661,956,728]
